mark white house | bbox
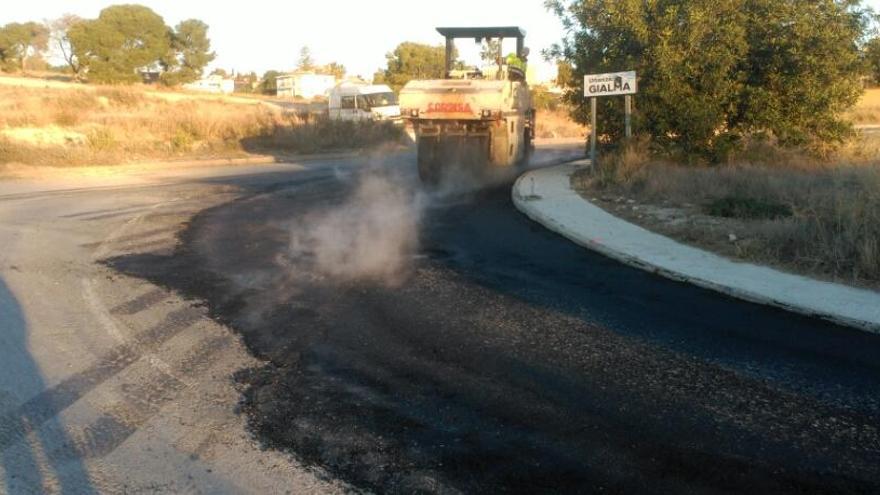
[276,72,337,99]
[183,74,235,94]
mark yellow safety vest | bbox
[506,53,526,71]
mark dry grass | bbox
[574,136,880,285]
[535,109,587,139]
[0,83,402,167]
[847,88,880,125]
[252,119,404,155]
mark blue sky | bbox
[2,0,568,80]
[4,1,880,80]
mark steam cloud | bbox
[288,174,424,286]
[283,146,524,287]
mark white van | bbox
[328,83,401,123]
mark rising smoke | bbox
[287,173,426,287]
[282,144,528,288]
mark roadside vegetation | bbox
[534,108,587,139]
[551,0,880,287]
[847,89,880,125]
[532,85,587,139]
[549,0,868,160]
[1,5,214,85]
[0,83,403,168]
[573,135,880,286]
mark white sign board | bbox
[584,71,637,97]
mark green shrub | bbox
[86,128,116,152]
[706,196,792,220]
[549,0,868,161]
[170,128,194,151]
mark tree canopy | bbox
[47,14,84,78]
[298,46,315,71]
[546,0,871,160]
[0,22,49,72]
[865,36,880,84]
[374,42,452,91]
[259,69,282,94]
[161,19,216,85]
[480,39,502,65]
[64,4,214,85]
[69,5,169,84]
[318,62,346,79]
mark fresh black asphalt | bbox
[109,152,880,494]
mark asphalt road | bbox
[2,144,880,493]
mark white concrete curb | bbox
[512,162,880,334]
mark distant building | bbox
[276,72,337,99]
[183,74,235,94]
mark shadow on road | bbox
[0,277,96,494]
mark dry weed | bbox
[535,109,587,139]
[576,136,880,284]
[0,84,400,166]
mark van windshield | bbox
[360,92,398,109]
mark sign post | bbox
[584,71,638,166]
[590,97,597,166]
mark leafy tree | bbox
[318,62,346,79]
[234,71,259,93]
[69,5,170,83]
[297,46,315,71]
[260,69,282,94]
[160,19,215,86]
[555,61,574,87]
[47,14,84,79]
[532,85,562,111]
[0,22,49,72]
[480,38,502,65]
[546,0,871,160]
[210,68,229,77]
[376,42,453,92]
[864,36,880,84]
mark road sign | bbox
[583,71,638,167]
[584,71,637,97]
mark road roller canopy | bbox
[435,26,526,41]
[436,26,528,75]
